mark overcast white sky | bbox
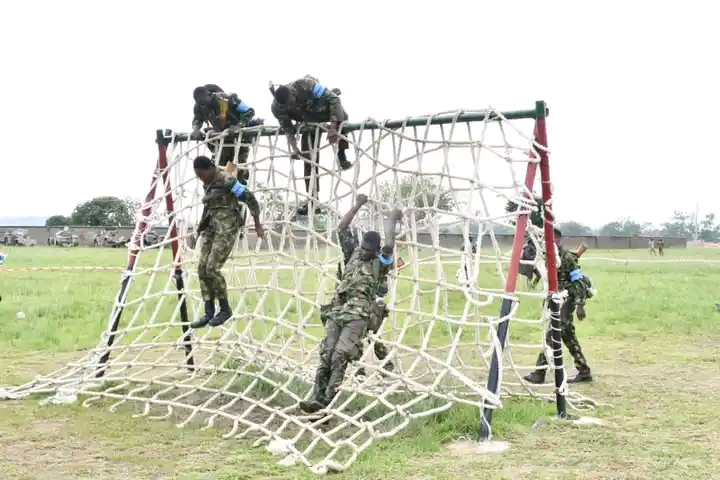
[1,1,717,228]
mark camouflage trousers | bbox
[535,300,590,374]
[299,110,350,198]
[313,308,368,404]
[197,211,241,302]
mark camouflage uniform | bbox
[334,230,392,375]
[519,236,542,288]
[312,226,393,406]
[527,246,592,383]
[271,75,350,198]
[196,169,260,302]
[193,90,259,185]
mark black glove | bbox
[576,304,586,321]
[190,129,204,141]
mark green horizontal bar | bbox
[158,101,547,144]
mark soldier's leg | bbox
[235,141,250,232]
[300,320,342,413]
[337,110,352,170]
[235,135,250,185]
[325,316,367,404]
[206,141,217,158]
[206,217,241,327]
[561,302,593,383]
[296,131,320,215]
[531,268,542,289]
[215,142,234,168]
[302,131,320,200]
[190,231,218,328]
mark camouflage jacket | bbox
[557,246,589,305]
[271,75,345,134]
[193,92,256,132]
[198,170,260,232]
[333,226,393,310]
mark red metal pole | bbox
[535,100,567,418]
[478,122,540,441]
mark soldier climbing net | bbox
[1,101,598,474]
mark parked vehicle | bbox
[51,227,79,247]
[1,229,37,246]
[89,229,127,248]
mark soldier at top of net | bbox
[189,84,265,191]
[299,194,403,414]
[190,84,259,139]
[270,75,353,216]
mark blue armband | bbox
[312,83,326,98]
[569,269,583,282]
[378,253,393,265]
[230,180,246,198]
[236,101,250,113]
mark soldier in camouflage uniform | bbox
[299,195,403,414]
[191,84,264,185]
[189,156,265,329]
[524,228,594,384]
[270,75,353,215]
[334,229,395,378]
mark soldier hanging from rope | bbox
[326,220,396,378]
[300,195,402,414]
[269,75,353,216]
[189,155,265,329]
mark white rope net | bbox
[1,107,598,474]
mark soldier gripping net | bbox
[0,103,599,475]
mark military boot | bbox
[189,300,216,329]
[357,361,395,378]
[208,299,233,327]
[523,370,546,384]
[299,398,327,414]
[337,144,353,171]
[299,389,328,414]
[567,370,593,383]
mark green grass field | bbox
[1,245,719,479]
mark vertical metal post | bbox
[478,118,543,441]
[535,100,567,419]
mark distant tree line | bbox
[500,196,718,241]
[46,196,140,228]
[42,183,717,243]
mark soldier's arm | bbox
[192,104,204,131]
[379,210,403,269]
[297,77,345,124]
[220,173,261,220]
[229,94,256,126]
[563,252,588,305]
[337,200,364,261]
[271,101,296,134]
[337,226,359,264]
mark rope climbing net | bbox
[1,102,598,474]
